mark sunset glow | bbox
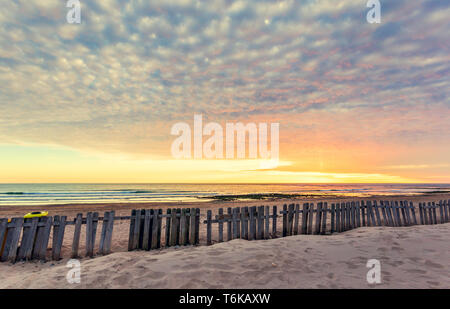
[0,0,449,183]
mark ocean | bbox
[0,183,449,206]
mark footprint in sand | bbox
[426,281,440,287]
[424,260,444,269]
[406,268,427,274]
[391,246,404,252]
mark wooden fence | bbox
[0,211,121,263]
[0,200,449,263]
[127,208,200,251]
[203,200,450,244]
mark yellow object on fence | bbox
[24,211,48,219]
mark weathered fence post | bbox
[17,217,39,261]
[142,210,152,251]
[293,204,299,235]
[218,208,223,242]
[272,206,277,238]
[227,208,232,241]
[52,216,67,260]
[206,210,212,245]
[307,203,314,235]
[321,202,328,234]
[165,208,172,247]
[1,218,24,263]
[72,213,83,257]
[315,202,322,235]
[249,206,256,240]
[34,216,52,261]
[330,204,336,233]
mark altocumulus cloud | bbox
[0,0,448,166]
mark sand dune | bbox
[0,223,449,289]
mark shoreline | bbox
[0,193,449,218]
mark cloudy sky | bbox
[0,0,449,183]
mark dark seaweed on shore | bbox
[199,193,331,201]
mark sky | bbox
[0,0,449,183]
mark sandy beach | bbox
[0,222,449,289]
[0,194,449,289]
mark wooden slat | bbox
[180,208,187,246]
[189,208,196,245]
[335,203,341,232]
[166,208,172,247]
[444,200,449,222]
[390,201,397,226]
[307,203,314,235]
[133,210,142,249]
[315,202,322,235]
[438,201,444,224]
[287,204,294,236]
[321,202,328,234]
[400,201,408,226]
[301,203,308,234]
[236,208,241,239]
[419,202,424,224]
[428,202,433,224]
[380,201,388,226]
[272,206,277,237]
[422,202,428,225]
[142,210,152,251]
[99,212,109,253]
[348,202,354,229]
[17,217,38,261]
[156,209,164,248]
[282,204,287,237]
[104,211,115,254]
[361,201,366,226]
[52,216,66,260]
[367,201,376,227]
[232,208,238,240]
[72,213,83,257]
[218,208,224,242]
[151,209,160,249]
[170,209,178,246]
[341,202,346,231]
[265,206,270,239]
[175,209,181,245]
[140,210,147,248]
[34,216,52,261]
[432,202,438,224]
[206,210,212,245]
[355,201,361,227]
[403,201,412,226]
[244,207,250,239]
[227,208,232,241]
[409,202,417,225]
[194,208,200,245]
[373,201,382,226]
[330,204,335,233]
[249,206,256,240]
[85,212,95,257]
[293,204,299,235]
[0,218,7,259]
[1,218,23,262]
[386,201,395,227]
